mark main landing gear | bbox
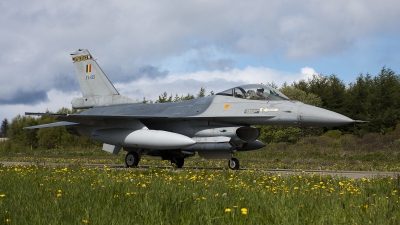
[125,151,185,169]
[171,158,185,168]
[228,158,240,170]
[125,151,238,170]
[125,152,140,168]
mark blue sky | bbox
[1,0,400,121]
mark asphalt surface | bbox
[2,161,400,179]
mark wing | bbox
[24,112,276,127]
[23,121,79,129]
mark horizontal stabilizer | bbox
[25,112,67,116]
[23,121,79,129]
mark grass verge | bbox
[1,165,399,224]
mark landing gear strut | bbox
[125,152,140,168]
[228,158,240,170]
[171,158,185,168]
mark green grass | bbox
[2,145,400,172]
[2,133,400,171]
[1,165,399,224]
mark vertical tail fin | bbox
[70,49,135,108]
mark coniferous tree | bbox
[156,92,172,103]
[196,87,206,98]
[1,118,9,137]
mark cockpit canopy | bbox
[216,84,290,101]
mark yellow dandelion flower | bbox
[233,205,238,208]
[6,219,11,223]
[225,208,231,213]
[57,193,62,198]
[82,219,89,223]
[0,194,5,198]
[241,208,248,215]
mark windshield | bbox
[216,84,290,101]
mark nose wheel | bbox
[125,152,140,168]
[228,158,240,170]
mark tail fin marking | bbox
[70,49,135,108]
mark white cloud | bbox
[0,89,79,121]
[0,0,400,109]
[300,67,318,77]
[116,66,315,101]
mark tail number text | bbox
[86,75,95,80]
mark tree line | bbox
[143,87,214,103]
[1,67,400,152]
[0,108,101,152]
[261,67,400,142]
[292,67,400,136]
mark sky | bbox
[1,0,400,121]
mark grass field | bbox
[1,134,400,224]
[1,164,400,224]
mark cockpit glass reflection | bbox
[217,84,290,101]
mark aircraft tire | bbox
[171,158,185,168]
[176,158,184,168]
[125,152,140,168]
[228,158,240,170]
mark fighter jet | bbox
[24,49,357,169]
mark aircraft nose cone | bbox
[298,104,354,127]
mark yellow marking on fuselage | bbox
[224,104,230,110]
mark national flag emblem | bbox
[86,64,91,73]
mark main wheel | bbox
[171,158,185,168]
[125,152,140,168]
[228,158,240,170]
